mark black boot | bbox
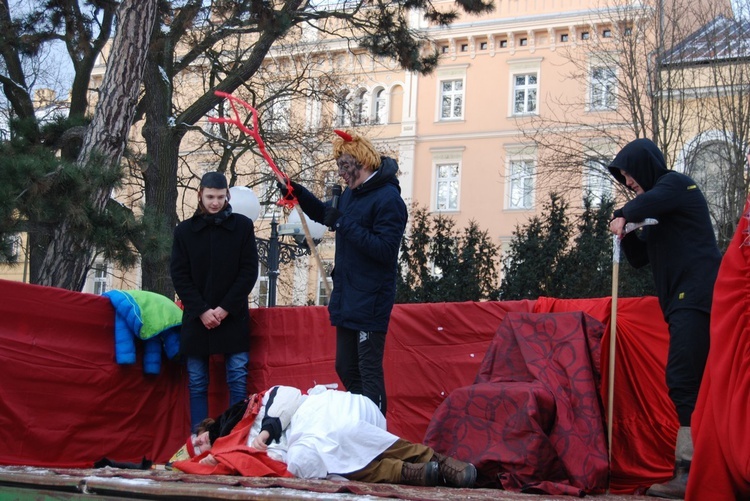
[400,461,439,487]
[431,452,477,488]
[646,459,690,499]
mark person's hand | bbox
[199,454,218,466]
[609,217,626,238]
[251,430,270,451]
[277,180,300,201]
[200,309,222,329]
[213,306,229,322]
[324,206,342,228]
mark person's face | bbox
[620,169,644,195]
[200,187,229,214]
[193,431,212,454]
[336,153,368,189]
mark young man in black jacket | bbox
[608,138,722,499]
[171,171,259,433]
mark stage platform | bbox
[0,465,657,501]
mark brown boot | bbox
[646,460,689,499]
[400,461,439,487]
[431,452,477,488]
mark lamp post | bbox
[256,214,311,307]
[229,185,327,307]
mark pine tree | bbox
[499,193,571,300]
[553,196,614,298]
[397,206,500,303]
[395,205,434,303]
[428,214,458,301]
[499,192,655,300]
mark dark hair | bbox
[195,417,215,436]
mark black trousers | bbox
[665,308,710,426]
[335,326,387,415]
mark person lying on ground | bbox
[173,385,477,488]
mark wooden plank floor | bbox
[0,466,658,501]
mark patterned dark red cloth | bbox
[424,311,608,495]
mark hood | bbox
[608,138,669,192]
[355,156,401,195]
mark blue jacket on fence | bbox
[104,289,182,375]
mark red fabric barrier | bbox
[0,280,189,468]
[0,278,675,494]
[687,200,750,501]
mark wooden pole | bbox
[608,234,621,466]
[293,204,332,296]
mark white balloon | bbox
[229,186,261,222]
[287,208,327,240]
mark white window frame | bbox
[257,178,277,219]
[352,89,367,126]
[434,65,468,122]
[266,89,291,133]
[583,159,613,206]
[507,58,542,117]
[373,88,387,125]
[507,158,535,209]
[316,260,333,306]
[589,65,617,111]
[305,82,323,131]
[2,233,21,263]
[435,163,460,211]
[91,261,110,295]
[257,261,270,307]
[334,91,349,127]
[439,79,464,120]
[512,73,538,115]
[430,147,464,212]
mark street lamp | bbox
[229,185,326,307]
[257,214,308,307]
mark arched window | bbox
[352,89,367,126]
[686,140,736,245]
[334,91,349,127]
[373,88,387,124]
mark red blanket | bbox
[173,393,292,478]
[423,311,608,496]
[687,198,750,500]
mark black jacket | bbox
[170,206,259,356]
[294,157,408,332]
[609,138,722,317]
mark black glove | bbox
[277,180,299,203]
[324,206,342,228]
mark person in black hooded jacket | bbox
[278,130,408,417]
[608,138,722,499]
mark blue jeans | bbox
[186,352,248,432]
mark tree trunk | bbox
[36,0,158,290]
[140,32,182,299]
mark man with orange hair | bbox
[279,130,408,416]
